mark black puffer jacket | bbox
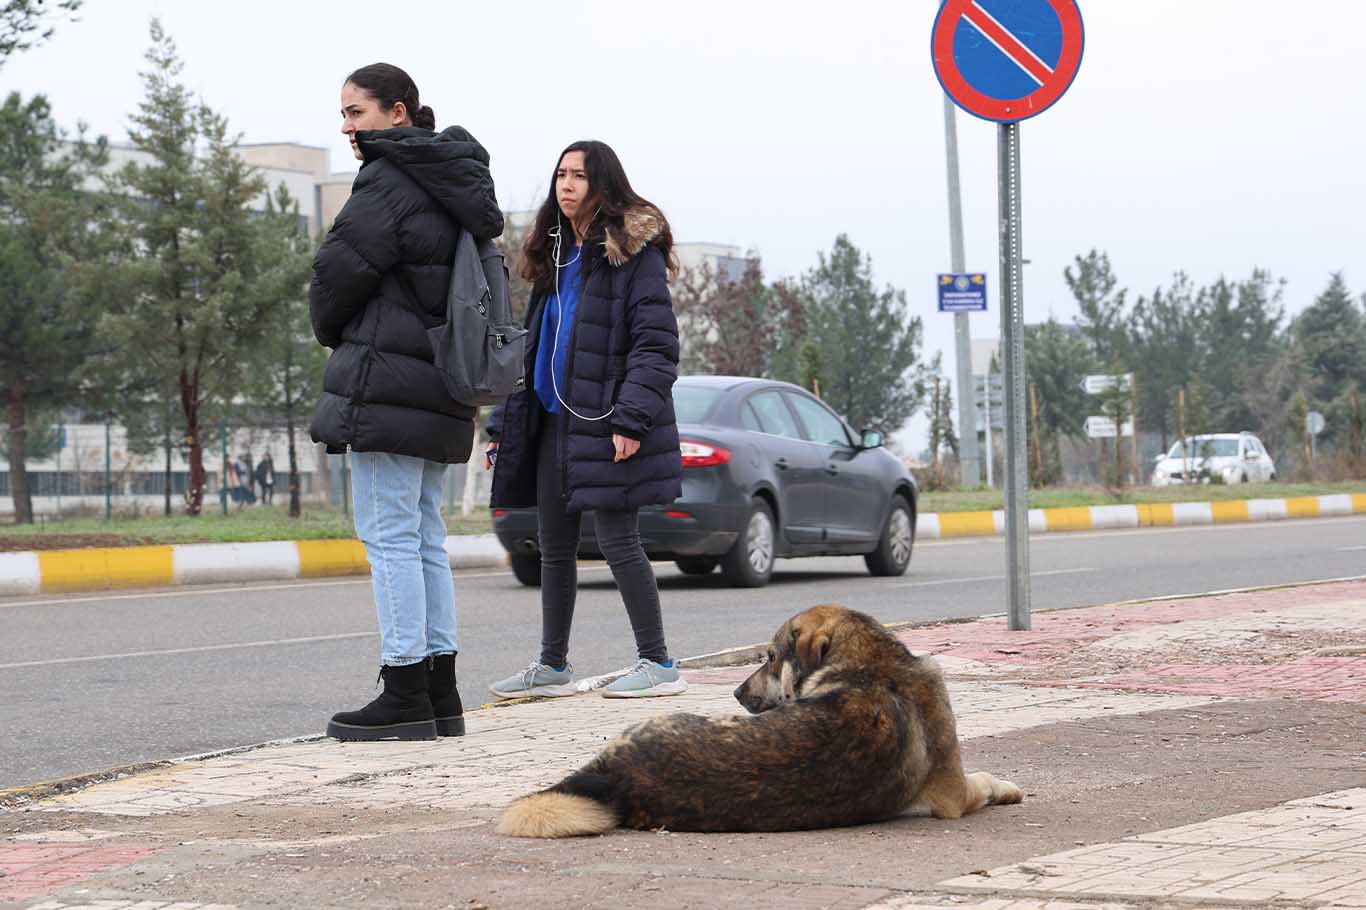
[309,126,503,464]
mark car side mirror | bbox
[860,429,883,449]
[1244,450,1255,460]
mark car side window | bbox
[785,393,852,448]
[740,402,763,433]
[746,391,803,439]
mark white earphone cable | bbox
[548,211,613,422]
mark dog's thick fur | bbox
[498,605,1022,836]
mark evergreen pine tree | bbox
[102,21,274,514]
[0,92,108,522]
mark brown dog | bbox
[498,604,1022,837]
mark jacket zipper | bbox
[559,262,597,503]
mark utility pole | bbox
[943,96,980,488]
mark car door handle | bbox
[775,457,789,470]
[825,465,839,476]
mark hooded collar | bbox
[354,125,494,222]
[586,204,667,269]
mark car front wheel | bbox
[720,499,775,587]
[865,497,914,577]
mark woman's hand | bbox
[484,442,499,471]
[612,434,640,462]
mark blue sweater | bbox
[534,248,582,413]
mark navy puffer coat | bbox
[489,206,683,513]
[309,126,503,464]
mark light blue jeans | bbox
[349,451,457,667]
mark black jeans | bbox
[536,418,669,669]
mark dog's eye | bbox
[766,650,775,664]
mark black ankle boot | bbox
[427,653,465,737]
[327,662,437,742]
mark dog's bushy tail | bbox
[497,790,617,838]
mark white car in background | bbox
[1151,433,1277,486]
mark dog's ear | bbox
[794,625,831,676]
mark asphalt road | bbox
[2,514,1363,789]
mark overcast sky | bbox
[8,0,1364,451]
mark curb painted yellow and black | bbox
[0,534,508,596]
[1,494,1362,596]
[918,493,1366,538]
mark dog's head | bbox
[733,603,858,714]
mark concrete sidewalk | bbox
[2,579,1365,909]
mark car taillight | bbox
[680,440,731,468]
[493,509,507,518]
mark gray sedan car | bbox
[492,376,918,588]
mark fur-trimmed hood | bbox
[600,205,669,271]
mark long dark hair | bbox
[344,63,435,130]
[520,140,676,291]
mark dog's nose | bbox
[732,684,744,702]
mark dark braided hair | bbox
[345,63,435,129]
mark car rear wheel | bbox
[720,499,775,588]
[509,552,541,587]
[865,497,913,577]
[675,556,718,576]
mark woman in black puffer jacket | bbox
[309,63,502,742]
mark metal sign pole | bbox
[943,95,980,488]
[997,122,1031,630]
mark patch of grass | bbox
[920,481,1366,514]
[0,503,494,546]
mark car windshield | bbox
[673,385,723,423]
[1168,438,1239,458]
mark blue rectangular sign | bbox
[937,273,987,312]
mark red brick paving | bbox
[683,581,1366,702]
[0,843,156,902]
[1043,655,1366,702]
[894,580,1365,666]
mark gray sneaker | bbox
[601,659,688,698]
[489,661,577,700]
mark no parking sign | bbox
[930,0,1085,629]
[932,0,1084,123]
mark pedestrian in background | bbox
[485,140,686,700]
[255,453,275,505]
[309,62,503,741]
[233,452,256,508]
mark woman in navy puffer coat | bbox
[486,140,685,701]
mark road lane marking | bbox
[890,567,1095,589]
[0,632,379,670]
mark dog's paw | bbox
[991,777,1024,805]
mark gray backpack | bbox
[429,229,527,407]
